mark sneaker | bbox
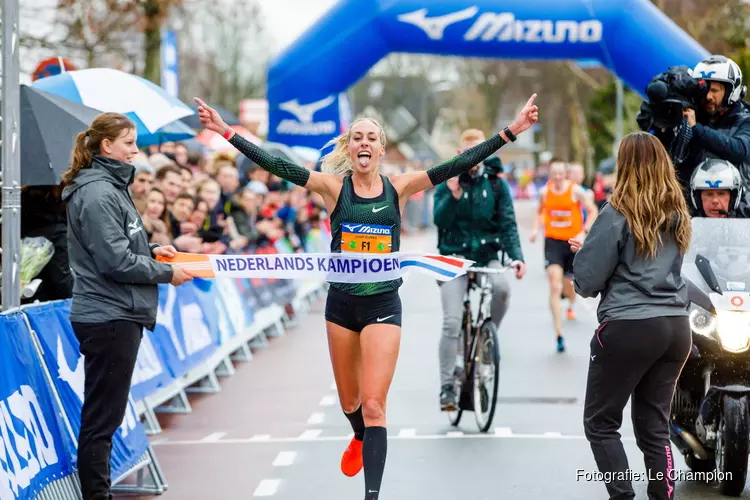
[557,336,566,353]
[440,384,458,411]
[340,436,363,477]
[566,308,576,321]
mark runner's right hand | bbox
[195,97,229,135]
[446,177,462,199]
[170,265,194,286]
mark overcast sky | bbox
[257,0,339,54]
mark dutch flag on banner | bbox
[398,254,474,281]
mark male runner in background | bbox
[530,161,598,352]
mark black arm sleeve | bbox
[229,133,311,187]
[426,133,507,186]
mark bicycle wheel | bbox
[447,309,470,426]
[472,319,500,433]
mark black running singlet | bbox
[329,175,401,296]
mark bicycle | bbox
[446,259,517,433]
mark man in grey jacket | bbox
[62,135,192,500]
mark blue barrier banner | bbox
[23,301,150,482]
[232,278,261,313]
[0,312,77,500]
[213,278,255,341]
[153,284,218,379]
[130,326,175,402]
[190,279,236,346]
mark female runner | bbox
[195,95,538,499]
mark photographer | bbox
[639,56,750,202]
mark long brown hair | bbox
[61,112,135,186]
[609,131,692,259]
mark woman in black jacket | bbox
[60,112,194,500]
[570,131,693,500]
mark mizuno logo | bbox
[591,355,596,361]
[279,96,335,124]
[700,71,717,78]
[344,225,391,235]
[372,206,388,213]
[705,179,723,188]
[397,7,479,41]
[396,8,603,44]
[277,95,337,136]
[129,219,142,235]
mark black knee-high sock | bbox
[363,426,387,500]
[344,405,365,441]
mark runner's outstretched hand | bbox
[195,97,229,135]
[509,94,539,135]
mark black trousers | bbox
[72,320,142,500]
[583,316,691,500]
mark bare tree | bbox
[175,0,269,112]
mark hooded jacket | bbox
[61,155,173,330]
[433,157,523,266]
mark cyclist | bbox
[689,158,750,218]
[530,161,598,352]
[433,128,525,411]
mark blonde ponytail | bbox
[319,117,387,177]
[320,133,354,176]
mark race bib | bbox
[340,223,392,254]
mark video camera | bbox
[637,66,709,130]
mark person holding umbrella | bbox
[60,112,194,500]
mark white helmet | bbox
[693,55,747,106]
[690,158,744,214]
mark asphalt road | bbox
[137,200,748,499]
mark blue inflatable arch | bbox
[266,0,709,150]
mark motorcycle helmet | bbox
[689,158,744,214]
[693,55,747,106]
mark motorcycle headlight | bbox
[715,310,750,353]
[689,304,717,337]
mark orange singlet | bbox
[542,181,583,241]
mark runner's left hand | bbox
[152,245,177,259]
[511,94,539,135]
[195,97,229,135]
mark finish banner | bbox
[159,252,473,283]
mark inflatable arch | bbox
[266,0,709,150]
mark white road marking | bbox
[154,431,631,446]
[249,434,271,442]
[446,431,464,437]
[273,451,297,467]
[201,432,226,442]
[299,429,322,440]
[319,395,337,406]
[307,412,325,425]
[253,479,280,496]
[494,427,512,436]
[398,428,416,437]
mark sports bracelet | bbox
[222,127,234,140]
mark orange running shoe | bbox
[341,437,363,477]
[566,308,576,321]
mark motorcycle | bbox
[671,218,750,496]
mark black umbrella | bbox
[9,85,102,186]
[180,103,241,129]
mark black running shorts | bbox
[325,286,402,332]
[544,237,575,276]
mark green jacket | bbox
[433,167,524,267]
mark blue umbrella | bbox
[32,68,193,133]
[134,117,196,147]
